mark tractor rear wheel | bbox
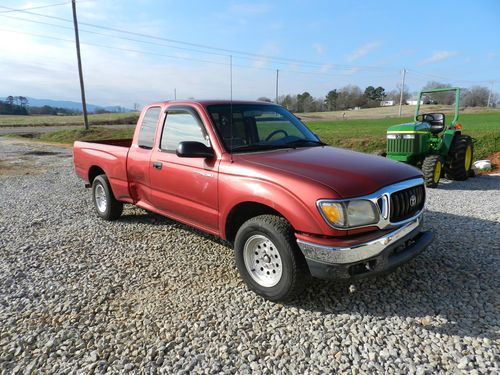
[422,155,442,188]
[445,135,474,181]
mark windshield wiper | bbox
[284,139,327,147]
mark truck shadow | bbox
[118,210,229,247]
[437,174,500,191]
[294,210,499,340]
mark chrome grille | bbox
[390,185,425,222]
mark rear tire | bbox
[445,135,474,181]
[422,155,442,188]
[234,215,308,302]
[92,175,123,221]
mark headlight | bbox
[386,134,397,139]
[318,199,379,229]
[403,134,415,139]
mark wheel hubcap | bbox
[95,184,107,213]
[465,145,472,171]
[243,234,283,287]
[434,160,442,183]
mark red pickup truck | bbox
[73,100,433,301]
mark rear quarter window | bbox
[138,107,161,148]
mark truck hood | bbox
[235,146,422,198]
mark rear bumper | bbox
[297,215,433,280]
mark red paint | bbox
[73,100,422,242]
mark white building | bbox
[380,100,394,106]
[406,99,424,105]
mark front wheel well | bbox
[225,202,288,245]
[88,166,105,184]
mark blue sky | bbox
[0,0,498,107]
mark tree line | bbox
[258,81,496,113]
[0,96,81,116]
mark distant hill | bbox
[0,96,133,113]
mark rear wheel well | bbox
[225,202,286,245]
[88,166,105,184]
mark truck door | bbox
[127,106,163,205]
[149,106,219,233]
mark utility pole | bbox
[71,0,89,130]
[398,68,406,117]
[487,81,494,107]
[275,69,279,104]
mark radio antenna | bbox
[229,54,234,163]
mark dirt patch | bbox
[0,138,72,176]
[483,152,500,174]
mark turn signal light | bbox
[455,123,462,129]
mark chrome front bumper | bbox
[297,214,424,265]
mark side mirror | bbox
[176,141,214,158]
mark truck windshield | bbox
[206,104,324,153]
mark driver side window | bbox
[160,109,210,151]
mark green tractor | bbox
[386,87,474,188]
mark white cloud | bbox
[312,43,324,55]
[346,41,382,62]
[419,50,459,65]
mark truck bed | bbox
[73,138,133,202]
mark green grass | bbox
[0,112,139,127]
[11,127,135,144]
[307,112,500,159]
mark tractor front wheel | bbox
[445,135,474,181]
[422,155,442,188]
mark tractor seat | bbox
[423,113,445,134]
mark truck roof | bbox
[147,99,278,107]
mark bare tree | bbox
[423,81,455,104]
[461,86,490,107]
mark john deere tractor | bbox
[386,87,474,188]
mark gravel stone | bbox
[0,138,498,374]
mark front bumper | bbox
[297,215,433,280]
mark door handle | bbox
[152,161,163,170]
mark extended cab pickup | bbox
[73,100,434,301]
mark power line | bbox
[0,27,399,81]
[0,5,493,87]
[0,28,241,68]
[0,1,70,14]
[0,12,397,73]
[0,13,250,61]
[0,4,395,72]
[407,69,492,85]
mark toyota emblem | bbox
[409,194,417,207]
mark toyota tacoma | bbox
[73,100,434,301]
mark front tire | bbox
[422,155,442,188]
[92,175,123,221]
[234,215,308,301]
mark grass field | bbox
[5,110,500,160]
[308,112,500,159]
[0,112,139,127]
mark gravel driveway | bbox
[0,138,498,374]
